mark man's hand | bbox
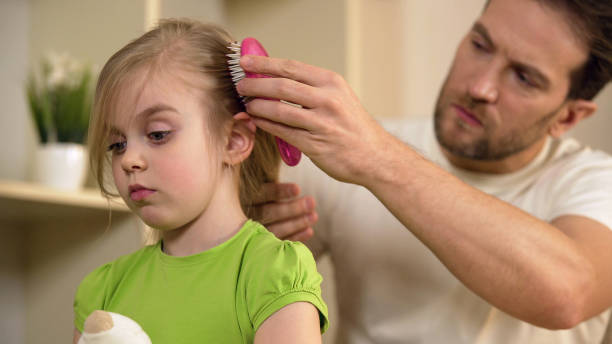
[236,55,397,188]
[252,182,318,242]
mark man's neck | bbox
[441,137,549,174]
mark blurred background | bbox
[1,0,610,343]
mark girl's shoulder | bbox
[76,244,158,295]
[74,244,158,332]
[240,220,322,298]
[242,220,316,266]
[238,220,328,333]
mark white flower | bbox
[44,51,85,89]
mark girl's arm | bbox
[254,302,321,344]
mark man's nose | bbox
[121,144,147,173]
[468,64,499,104]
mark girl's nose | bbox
[121,145,147,173]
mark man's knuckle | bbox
[283,80,301,98]
[326,71,344,85]
[280,59,299,77]
[323,96,342,112]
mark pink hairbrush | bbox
[227,38,302,166]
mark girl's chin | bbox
[137,210,183,231]
[140,218,181,231]
[137,211,189,232]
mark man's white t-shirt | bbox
[281,118,612,344]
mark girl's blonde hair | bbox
[88,18,280,217]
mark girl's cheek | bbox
[111,164,127,193]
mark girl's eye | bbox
[148,130,171,142]
[107,141,127,154]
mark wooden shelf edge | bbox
[0,179,129,212]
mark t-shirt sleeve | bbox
[246,240,329,333]
[548,153,612,230]
[73,263,112,332]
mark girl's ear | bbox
[223,112,256,166]
[548,99,597,138]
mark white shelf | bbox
[0,179,130,226]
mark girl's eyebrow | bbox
[110,104,179,134]
[136,104,179,119]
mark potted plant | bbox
[26,52,94,191]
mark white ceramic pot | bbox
[32,143,88,191]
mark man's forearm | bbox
[363,135,593,329]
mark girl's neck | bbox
[160,178,248,257]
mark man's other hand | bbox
[252,182,318,242]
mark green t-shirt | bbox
[74,220,328,343]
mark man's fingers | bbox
[241,55,333,87]
[252,183,301,204]
[237,77,321,110]
[251,116,309,149]
[246,98,316,132]
[286,227,315,243]
[258,196,315,225]
[267,213,318,241]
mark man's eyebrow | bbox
[513,62,551,89]
[472,22,550,89]
[472,22,494,48]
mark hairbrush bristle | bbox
[227,41,250,103]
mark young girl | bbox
[73,19,328,343]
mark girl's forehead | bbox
[109,66,209,128]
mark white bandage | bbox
[78,311,152,344]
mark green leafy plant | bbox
[26,52,94,144]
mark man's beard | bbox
[433,92,558,161]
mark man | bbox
[236,0,612,342]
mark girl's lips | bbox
[453,105,483,127]
[130,189,155,201]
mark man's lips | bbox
[453,105,482,127]
[129,184,156,201]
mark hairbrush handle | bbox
[240,38,302,166]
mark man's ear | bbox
[223,112,256,166]
[549,99,597,138]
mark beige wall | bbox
[0,2,30,341]
[0,0,32,182]
[570,85,612,154]
[28,0,145,69]
[161,0,225,26]
[226,0,346,77]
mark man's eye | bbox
[516,71,535,87]
[471,39,488,52]
[107,141,127,154]
[148,131,171,142]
